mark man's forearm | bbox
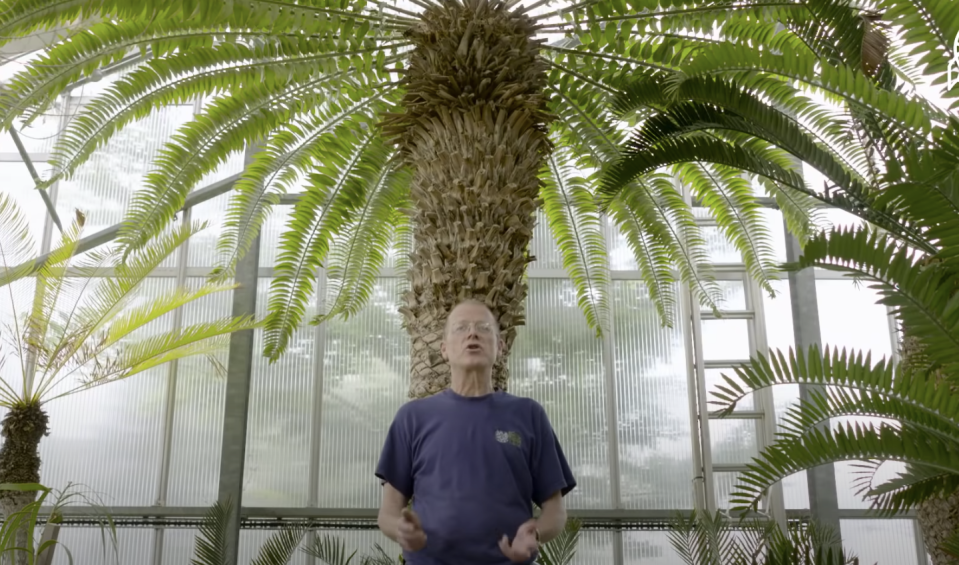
[377,511,403,543]
[536,499,567,544]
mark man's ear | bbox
[440,339,448,361]
[497,337,505,358]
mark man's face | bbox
[440,303,503,370]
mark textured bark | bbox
[381,0,553,398]
[899,331,959,564]
[0,403,49,565]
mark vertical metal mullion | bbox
[680,181,715,515]
[217,146,261,565]
[745,275,786,530]
[150,207,192,565]
[681,287,708,515]
[783,221,841,537]
[305,267,328,565]
[600,216,623,565]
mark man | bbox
[375,299,576,565]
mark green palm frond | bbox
[604,184,678,321]
[265,120,402,359]
[538,518,582,565]
[668,510,744,565]
[541,147,610,336]
[791,227,959,376]
[709,344,959,514]
[731,421,959,513]
[4,0,948,354]
[0,192,39,287]
[303,533,359,565]
[212,90,398,282]
[319,149,409,326]
[676,163,779,295]
[191,499,230,565]
[250,526,308,565]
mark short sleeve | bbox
[375,405,415,499]
[530,401,576,506]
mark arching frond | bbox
[541,147,610,336]
[319,145,409,325]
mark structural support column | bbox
[601,218,624,565]
[217,148,262,564]
[151,207,193,565]
[783,221,841,536]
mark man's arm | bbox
[377,482,409,543]
[535,490,567,544]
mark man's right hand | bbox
[397,508,427,551]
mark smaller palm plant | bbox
[669,510,863,565]
[0,192,260,561]
[0,482,118,565]
[189,500,582,565]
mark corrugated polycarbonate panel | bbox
[509,279,611,509]
[760,278,809,509]
[242,279,316,507]
[0,163,53,244]
[817,280,897,510]
[161,529,199,565]
[613,281,694,509]
[841,519,922,565]
[571,531,616,565]
[1,113,59,154]
[316,279,408,508]
[624,530,684,564]
[39,277,173,506]
[55,104,196,235]
[51,527,153,565]
[188,192,229,268]
[528,209,565,271]
[164,278,233,507]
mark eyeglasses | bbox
[450,322,494,335]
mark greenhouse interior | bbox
[0,1,956,564]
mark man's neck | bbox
[449,369,494,397]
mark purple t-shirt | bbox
[375,389,576,565]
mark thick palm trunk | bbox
[383,0,553,398]
[899,332,959,564]
[0,403,49,565]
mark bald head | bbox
[443,299,500,338]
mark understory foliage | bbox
[189,500,582,565]
[0,0,864,362]
[0,193,259,410]
[669,511,863,565]
[598,0,959,545]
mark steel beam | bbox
[9,127,62,232]
[8,171,241,277]
[783,221,842,537]
[216,149,261,565]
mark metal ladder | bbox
[681,212,787,527]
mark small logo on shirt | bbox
[495,430,522,448]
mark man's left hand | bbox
[499,519,538,563]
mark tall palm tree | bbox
[0,193,259,563]
[598,0,958,560]
[0,0,824,397]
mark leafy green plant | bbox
[669,511,862,565]
[0,0,835,398]
[597,0,958,560]
[0,482,118,565]
[0,192,260,561]
[189,500,396,565]
[538,518,582,565]
[189,501,582,565]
